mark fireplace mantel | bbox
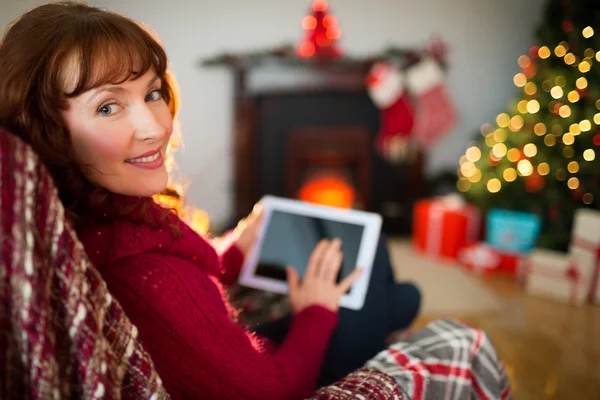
[213,57,426,233]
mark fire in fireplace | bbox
[287,127,371,209]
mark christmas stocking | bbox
[366,62,415,163]
[406,58,457,148]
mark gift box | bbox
[458,243,500,276]
[569,209,600,304]
[525,249,592,306]
[497,251,527,281]
[486,209,541,254]
[413,195,481,260]
[459,242,527,280]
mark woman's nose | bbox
[132,104,166,142]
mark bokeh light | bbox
[559,105,572,118]
[576,77,588,89]
[487,178,502,193]
[517,159,533,176]
[514,73,527,87]
[534,123,547,136]
[562,133,575,145]
[527,100,540,113]
[544,135,556,146]
[503,168,517,182]
[568,177,580,189]
[537,163,550,176]
[567,161,579,173]
[507,148,521,162]
[496,113,510,128]
[568,90,580,103]
[493,143,508,158]
[523,143,538,157]
[466,146,482,162]
[551,86,563,99]
[583,149,596,161]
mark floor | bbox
[412,273,600,400]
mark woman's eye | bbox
[97,102,122,116]
[146,89,162,102]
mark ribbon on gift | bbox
[530,261,583,305]
[571,236,600,301]
[458,243,500,273]
[425,195,480,256]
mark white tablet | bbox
[238,195,382,310]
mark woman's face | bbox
[61,69,173,197]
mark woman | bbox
[0,3,420,399]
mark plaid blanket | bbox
[0,130,169,399]
[310,319,512,399]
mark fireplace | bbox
[224,61,425,234]
[288,127,371,209]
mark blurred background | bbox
[2,1,599,398]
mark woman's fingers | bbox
[319,238,343,282]
[337,268,362,296]
[305,239,329,280]
[286,267,299,295]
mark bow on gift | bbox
[565,262,582,304]
[566,263,581,282]
[571,236,600,301]
[458,244,500,273]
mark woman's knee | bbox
[395,282,422,316]
[387,282,422,331]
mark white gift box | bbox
[525,249,592,306]
[569,209,600,304]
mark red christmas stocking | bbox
[367,63,415,162]
[407,58,457,148]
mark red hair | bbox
[0,1,180,230]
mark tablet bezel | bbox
[238,195,382,310]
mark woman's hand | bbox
[232,205,263,257]
[286,238,362,313]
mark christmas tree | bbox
[297,0,342,59]
[458,0,600,251]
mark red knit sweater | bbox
[79,197,338,400]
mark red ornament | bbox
[525,172,545,192]
[522,63,537,79]
[297,0,342,59]
[518,149,527,161]
[562,20,574,32]
[489,154,500,166]
[529,45,540,59]
[554,102,563,114]
[572,187,585,201]
[594,133,600,146]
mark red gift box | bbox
[458,242,527,280]
[413,195,481,260]
[458,243,500,276]
[497,251,527,281]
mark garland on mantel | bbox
[200,43,447,69]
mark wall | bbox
[0,0,547,229]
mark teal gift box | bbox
[486,209,541,254]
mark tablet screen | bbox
[255,210,365,290]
